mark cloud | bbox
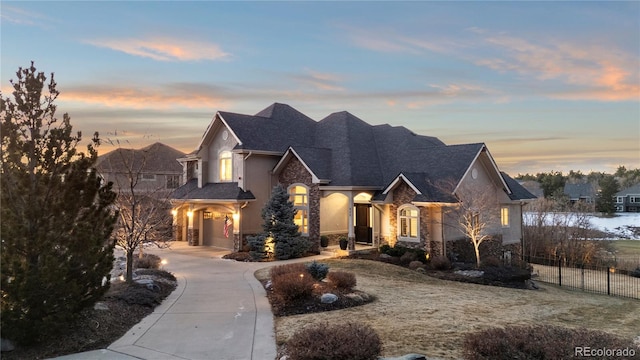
[344,25,639,102]
[60,82,230,109]
[0,5,51,27]
[85,37,229,62]
[290,70,346,92]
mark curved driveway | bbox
[56,242,294,360]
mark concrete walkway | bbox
[54,242,329,360]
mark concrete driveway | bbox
[55,242,284,360]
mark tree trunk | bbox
[126,250,134,283]
[473,242,481,268]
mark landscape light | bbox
[161,259,168,266]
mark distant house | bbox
[96,142,185,195]
[615,183,640,212]
[563,182,596,204]
[519,180,544,199]
[170,103,536,259]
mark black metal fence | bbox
[527,256,640,300]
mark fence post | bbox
[607,267,611,296]
[558,256,562,287]
[581,264,584,290]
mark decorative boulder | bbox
[94,302,109,311]
[320,293,338,304]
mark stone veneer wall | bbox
[277,157,320,253]
[389,181,430,252]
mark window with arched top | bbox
[219,151,232,182]
[288,184,308,235]
[398,204,419,241]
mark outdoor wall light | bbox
[187,211,193,218]
[232,212,240,222]
[171,209,178,216]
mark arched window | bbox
[219,151,232,182]
[288,184,308,235]
[398,204,419,241]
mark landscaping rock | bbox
[454,270,484,278]
[135,279,160,292]
[265,280,272,290]
[345,293,363,302]
[379,253,393,260]
[526,279,539,290]
[94,301,109,311]
[415,267,426,273]
[1,338,15,352]
[320,293,338,304]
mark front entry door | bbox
[354,204,372,244]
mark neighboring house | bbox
[519,180,544,199]
[96,142,185,195]
[615,183,640,212]
[563,182,596,204]
[170,103,536,258]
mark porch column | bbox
[233,204,241,252]
[187,205,198,246]
[347,192,355,250]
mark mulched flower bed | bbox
[260,279,375,317]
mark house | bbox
[96,142,185,195]
[170,103,536,259]
[615,183,640,212]
[563,182,596,204]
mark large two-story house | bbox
[615,183,640,212]
[170,103,535,260]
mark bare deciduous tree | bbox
[99,140,173,282]
[438,180,500,268]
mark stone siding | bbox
[389,181,430,252]
[277,157,320,253]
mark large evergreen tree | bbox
[248,184,310,260]
[595,174,619,215]
[0,62,117,344]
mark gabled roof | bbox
[172,179,255,201]
[219,103,316,153]
[616,183,640,196]
[273,146,332,183]
[96,142,184,174]
[501,172,537,200]
[563,182,596,199]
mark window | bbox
[166,175,180,189]
[219,151,232,182]
[141,173,156,181]
[398,205,419,241]
[501,207,510,227]
[616,197,624,203]
[630,196,640,203]
[289,185,308,234]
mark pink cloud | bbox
[86,37,229,62]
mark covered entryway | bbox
[354,203,372,244]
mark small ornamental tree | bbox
[595,174,619,215]
[248,184,310,260]
[0,62,117,344]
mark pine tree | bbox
[0,62,117,344]
[249,185,310,260]
[596,175,619,215]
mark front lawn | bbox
[267,259,640,359]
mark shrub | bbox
[400,251,417,264]
[327,271,357,291]
[409,260,425,270]
[275,235,311,260]
[482,265,531,283]
[379,244,392,254]
[222,252,253,262]
[271,271,315,303]
[630,267,640,278]
[270,263,308,278]
[480,256,502,268]
[464,325,637,360]
[306,261,329,281]
[431,256,452,270]
[135,269,177,282]
[287,322,381,360]
[134,253,161,269]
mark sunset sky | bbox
[2,1,638,175]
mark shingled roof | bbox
[97,142,184,174]
[197,103,535,202]
[172,179,255,201]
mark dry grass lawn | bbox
[256,259,640,359]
